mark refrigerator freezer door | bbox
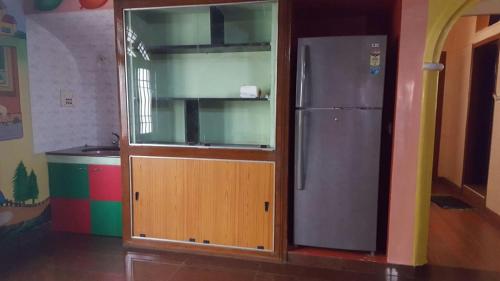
[294,108,382,251]
[296,36,387,109]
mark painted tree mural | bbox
[12,161,39,204]
[13,161,28,202]
[28,171,39,204]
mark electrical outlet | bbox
[60,91,74,107]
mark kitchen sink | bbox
[81,146,120,155]
[46,146,120,157]
[81,146,120,152]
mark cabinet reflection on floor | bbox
[2,232,500,281]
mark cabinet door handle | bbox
[135,192,139,201]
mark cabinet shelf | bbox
[152,96,269,104]
[134,141,270,149]
[132,96,270,147]
[147,42,271,55]
[133,96,270,106]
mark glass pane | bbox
[124,1,278,149]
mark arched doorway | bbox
[414,0,497,266]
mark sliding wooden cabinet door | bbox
[235,162,275,250]
[184,159,203,243]
[131,157,187,241]
[131,157,274,250]
[204,161,238,247]
[199,160,275,250]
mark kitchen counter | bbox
[46,145,120,157]
[46,146,120,166]
[47,146,123,237]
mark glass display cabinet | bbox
[117,0,289,261]
[124,1,278,149]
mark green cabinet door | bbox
[90,201,123,237]
[48,163,89,199]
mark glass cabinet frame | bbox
[122,1,279,150]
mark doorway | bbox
[427,12,500,272]
[462,40,498,197]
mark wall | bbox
[23,0,113,14]
[438,17,500,216]
[438,17,476,186]
[487,85,500,214]
[0,0,50,238]
[415,0,479,266]
[386,0,428,266]
[1,0,116,245]
[478,15,500,216]
[27,9,119,153]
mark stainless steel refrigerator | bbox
[294,35,387,252]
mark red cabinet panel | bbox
[89,165,122,202]
[51,198,90,234]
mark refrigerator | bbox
[294,35,387,252]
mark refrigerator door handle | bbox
[295,110,305,190]
[297,45,309,108]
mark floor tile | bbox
[3,231,500,281]
[170,265,256,281]
[132,260,180,281]
[185,255,261,272]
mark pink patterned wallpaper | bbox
[26,9,119,153]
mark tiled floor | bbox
[2,232,500,281]
[2,180,500,281]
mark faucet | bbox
[112,132,120,147]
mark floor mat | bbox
[431,196,472,209]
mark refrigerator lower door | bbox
[294,108,382,251]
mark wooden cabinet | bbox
[131,157,274,251]
[116,0,291,261]
[48,162,122,237]
[49,163,89,199]
[89,165,122,201]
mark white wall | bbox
[26,9,119,153]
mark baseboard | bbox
[434,177,461,190]
[461,186,486,208]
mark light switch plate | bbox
[60,90,74,107]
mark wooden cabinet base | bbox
[127,156,278,261]
[123,237,282,262]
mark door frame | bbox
[461,40,499,197]
[432,52,447,181]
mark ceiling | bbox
[464,0,500,16]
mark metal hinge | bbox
[139,234,146,237]
[264,201,270,212]
[188,238,196,242]
[203,240,210,244]
[135,192,139,201]
[257,246,264,250]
